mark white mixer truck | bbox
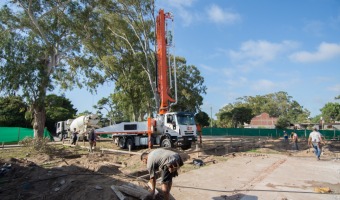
[56,114,100,140]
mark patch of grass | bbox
[0,148,29,160]
[247,149,259,153]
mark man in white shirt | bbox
[308,128,325,160]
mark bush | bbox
[19,137,54,154]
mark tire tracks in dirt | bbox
[239,158,287,191]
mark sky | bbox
[62,0,340,119]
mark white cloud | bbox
[328,84,340,92]
[303,20,324,36]
[166,0,195,8]
[157,0,195,26]
[251,79,276,91]
[222,68,235,77]
[225,77,248,88]
[206,4,241,24]
[289,42,340,63]
[200,64,216,72]
[229,40,298,66]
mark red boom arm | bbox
[156,9,175,115]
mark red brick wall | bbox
[250,113,278,128]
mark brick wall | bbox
[249,113,278,128]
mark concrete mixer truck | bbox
[56,114,100,140]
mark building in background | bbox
[245,113,278,129]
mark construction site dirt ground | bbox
[0,136,340,200]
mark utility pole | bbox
[210,106,212,135]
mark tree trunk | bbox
[33,104,46,138]
[33,59,49,138]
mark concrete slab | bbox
[171,154,340,200]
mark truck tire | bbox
[161,138,173,148]
[126,137,135,150]
[118,137,126,149]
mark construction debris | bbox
[314,187,332,193]
[193,159,204,166]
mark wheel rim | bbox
[119,138,125,148]
[162,139,171,147]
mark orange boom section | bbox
[156,9,175,115]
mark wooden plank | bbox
[101,148,142,155]
[117,184,149,200]
[110,185,126,200]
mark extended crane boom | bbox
[95,9,197,150]
[156,9,175,115]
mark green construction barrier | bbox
[202,128,340,140]
[0,127,54,144]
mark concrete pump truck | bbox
[95,9,197,150]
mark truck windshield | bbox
[176,113,196,125]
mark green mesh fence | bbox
[0,127,54,144]
[202,128,340,140]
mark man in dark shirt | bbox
[71,128,78,145]
[88,128,96,152]
[141,148,183,200]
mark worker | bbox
[141,148,183,200]
[283,131,288,142]
[308,128,325,160]
[71,128,78,145]
[88,128,96,152]
[291,132,299,150]
[196,123,202,144]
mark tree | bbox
[320,102,340,122]
[45,94,77,134]
[90,3,206,119]
[220,107,254,128]
[171,57,207,113]
[218,91,310,126]
[85,0,157,119]
[0,95,30,127]
[275,116,290,129]
[195,111,210,127]
[0,1,103,138]
[237,91,293,117]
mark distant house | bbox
[246,112,278,129]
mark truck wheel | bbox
[118,137,126,149]
[126,137,135,150]
[161,138,173,148]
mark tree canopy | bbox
[0,0,104,137]
[45,94,77,133]
[0,0,207,132]
[170,57,207,113]
[220,107,254,128]
[0,95,30,127]
[216,91,310,128]
[195,111,210,127]
[320,102,340,122]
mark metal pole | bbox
[210,106,212,136]
[18,127,21,144]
